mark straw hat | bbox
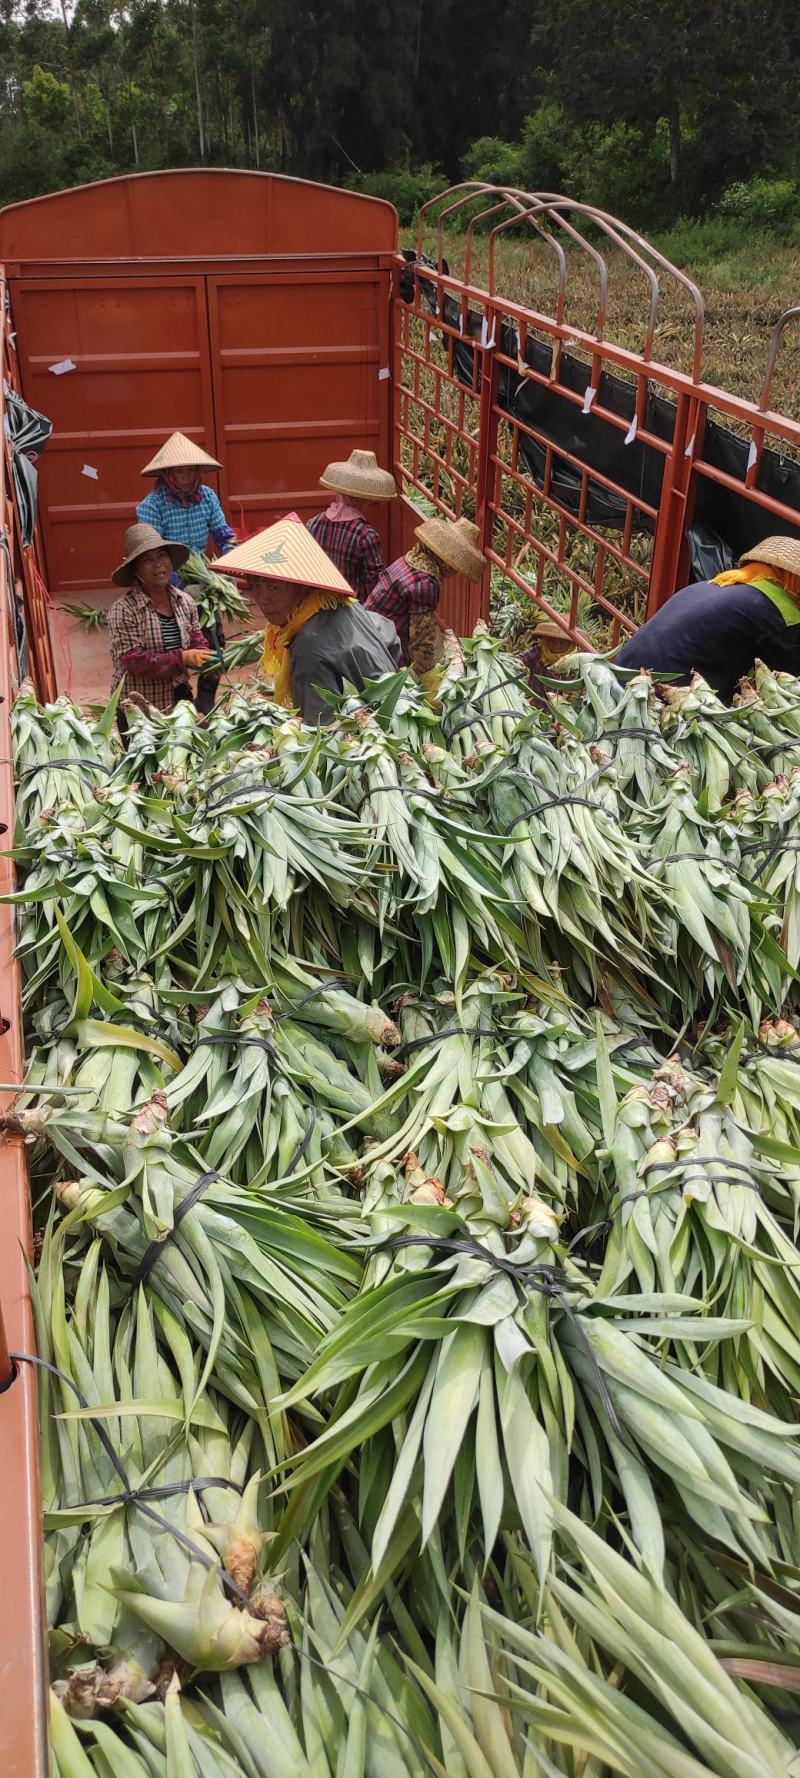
[414,516,486,581]
[320,450,397,501]
[112,523,189,587]
[215,513,353,595]
[141,432,222,475]
[740,534,800,579]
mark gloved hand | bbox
[182,648,215,671]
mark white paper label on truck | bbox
[49,358,76,376]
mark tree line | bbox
[0,0,798,233]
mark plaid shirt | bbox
[364,555,440,658]
[136,482,235,555]
[307,511,384,601]
[108,583,205,711]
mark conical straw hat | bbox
[141,432,222,475]
[215,513,353,595]
[320,449,397,501]
[740,534,800,579]
[414,515,486,581]
[112,523,189,586]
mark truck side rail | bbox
[0,263,50,1778]
[394,183,800,645]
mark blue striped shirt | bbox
[136,482,235,555]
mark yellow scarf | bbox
[713,560,777,589]
[713,559,800,606]
[259,588,355,706]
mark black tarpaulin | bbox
[403,258,800,568]
[3,383,53,547]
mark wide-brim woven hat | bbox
[215,513,353,595]
[112,523,189,587]
[320,449,397,501]
[141,432,222,476]
[414,515,486,581]
[741,534,800,579]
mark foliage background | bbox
[0,0,798,235]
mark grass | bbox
[398,219,800,649]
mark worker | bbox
[136,432,235,713]
[215,512,402,725]
[614,536,800,701]
[307,449,396,600]
[364,515,486,676]
[108,524,212,735]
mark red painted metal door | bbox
[207,268,392,550]
[10,267,394,593]
[10,274,217,595]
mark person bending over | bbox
[365,515,485,676]
[615,536,800,701]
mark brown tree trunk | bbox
[191,0,206,159]
[57,0,83,137]
[251,66,260,168]
[667,100,681,185]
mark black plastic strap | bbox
[382,1232,623,1438]
[274,979,348,1021]
[18,757,113,780]
[594,725,665,742]
[129,1168,221,1289]
[195,1032,275,1054]
[393,1024,497,1059]
[468,669,531,702]
[12,1351,252,1606]
[80,1473,239,1509]
[286,1102,317,1176]
[500,790,614,834]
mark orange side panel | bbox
[11,275,218,594]
[3,170,398,597]
[208,269,393,550]
[11,265,396,593]
[0,168,397,263]
[0,577,48,1778]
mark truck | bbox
[0,167,798,1773]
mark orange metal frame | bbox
[0,278,49,1778]
[393,182,800,642]
[0,170,399,598]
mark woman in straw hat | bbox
[136,432,236,714]
[364,515,486,676]
[215,513,402,726]
[308,449,396,601]
[107,524,213,734]
[614,535,800,701]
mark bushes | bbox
[519,102,577,196]
[718,176,800,237]
[457,109,676,231]
[454,117,800,241]
[347,163,448,225]
[653,214,747,268]
[461,135,524,188]
[460,106,578,203]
